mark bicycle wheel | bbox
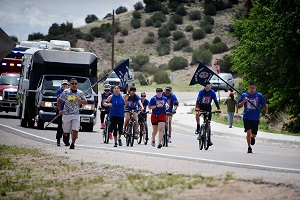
[143,122,148,145]
[126,125,131,146]
[104,121,111,144]
[204,126,211,150]
[102,126,107,143]
[130,122,135,147]
[199,125,205,150]
[137,123,142,144]
[163,123,168,147]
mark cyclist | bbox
[195,82,221,146]
[124,86,144,139]
[138,92,149,123]
[99,84,112,128]
[162,86,179,143]
[148,87,169,149]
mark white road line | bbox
[1,123,300,173]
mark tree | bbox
[85,14,98,24]
[231,0,300,132]
[134,1,144,10]
[10,35,18,42]
[28,32,44,41]
[116,6,128,14]
[144,0,161,13]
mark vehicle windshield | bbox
[0,74,20,86]
[108,72,119,78]
[211,74,226,80]
[41,76,92,95]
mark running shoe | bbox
[247,147,252,153]
[157,144,162,149]
[57,139,60,146]
[195,124,200,134]
[151,140,155,147]
[168,137,172,143]
[114,142,118,147]
[118,138,123,146]
[70,143,75,149]
[109,133,113,140]
[100,123,105,129]
[208,140,213,146]
[251,137,255,146]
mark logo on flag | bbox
[113,59,129,89]
[189,62,214,86]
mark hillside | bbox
[77,1,245,84]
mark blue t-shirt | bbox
[101,92,111,111]
[141,99,149,112]
[238,92,266,120]
[149,95,168,115]
[56,87,65,110]
[125,94,141,111]
[197,89,218,108]
[109,94,125,118]
[162,92,178,112]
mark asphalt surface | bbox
[0,92,299,187]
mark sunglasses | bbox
[141,95,146,97]
[70,82,78,85]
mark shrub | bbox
[144,1,162,13]
[192,49,213,65]
[202,24,213,34]
[118,38,124,43]
[204,3,217,16]
[158,27,171,37]
[132,11,142,19]
[156,44,170,56]
[172,31,185,41]
[158,64,169,70]
[151,11,166,23]
[168,57,189,71]
[192,29,205,40]
[166,21,177,31]
[153,71,171,84]
[141,64,157,74]
[209,42,229,54]
[103,13,112,19]
[171,14,183,24]
[188,10,201,20]
[154,21,162,28]
[185,25,194,32]
[134,1,144,11]
[131,18,141,29]
[148,32,155,37]
[183,46,194,52]
[213,36,222,44]
[105,33,112,43]
[143,36,155,44]
[131,54,150,71]
[85,14,98,24]
[116,6,128,15]
[135,72,148,86]
[159,37,170,45]
[176,5,187,16]
[145,18,154,27]
[202,15,215,25]
[83,33,95,42]
[174,39,190,51]
[199,42,211,50]
[121,28,128,36]
[90,23,111,38]
[168,1,179,12]
[160,4,169,14]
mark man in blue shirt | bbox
[162,86,179,143]
[195,83,220,146]
[237,82,269,153]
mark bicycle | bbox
[125,110,140,147]
[197,110,220,150]
[101,108,111,144]
[162,110,176,147]
[137,111,149,145]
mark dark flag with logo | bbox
[189,62,214,86]
[113,59,129,90]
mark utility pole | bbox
[111,9,115,70]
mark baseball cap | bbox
[156,87,163,92]
[61,79,68,85]
[129,86,136,91]
[165,86,172,91]
[229,92,234,97]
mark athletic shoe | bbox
[65,142,70,147]
[229,125,232,128]
[70,143,75,149]
[251,137,255,146]
[114,142,118,147]
[118,138,123,146]
[247,147,252,153]
[168,137,172,143]
[157,144,162,149]
[195,124,200,134]
[100,123,105,129]
[151,140,155,147]
[208,141,213,146]
[57,139,60,146]
[109,133,113,140]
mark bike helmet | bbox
[104,84,111,91]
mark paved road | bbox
[0,92,299,187]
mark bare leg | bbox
[72,130,78,144]
[158,122,165,144]
[246,129,252,147]
[152,125,158,141]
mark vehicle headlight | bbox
[40,101,53,107]
[83,104,95,110]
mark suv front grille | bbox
[108,81,121,86]
[3,91,17,101]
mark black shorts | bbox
[243,118,259,135]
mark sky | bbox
[0,0,138,41]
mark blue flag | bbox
[189,62,215,86]
[113,59,129,89]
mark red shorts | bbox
[151,113,166,125]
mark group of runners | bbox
[56,78,269,153]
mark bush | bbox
[85,14,98,24]
[141,64,157,74]
[144,1,162,13]
[131,18,141,29]
[168,1,179,12]
[168,57,189,71]
[219,54,233,73]
[213,36,222,44]
[185,25,194,32]
[188,10,201,20]
[172,31,185,41]
[202,24,213,34]
[83,33,95,42]
[148,32,155,37]
[192,29,205,40]
[132,11,142,19]
[145,18,154,27]
[158,64,169,70]
[174,39,190,51]
[192,49,213,65]
[159,37,170,45]
[158,27,171,37]
[131,54,150,71]
[134,1,144,11]
[135,72,148,86]
[90,23,111,38]
[199,42,211,50]
[105,33,112,43]
[209,42,229,54]
[118,38,124,43]
[176,5,187,16]
[183,46,194,52]
[143,36,155,44]
[204,3,217,16]
[160,4,169,14]
[153,71,171,84]
[171,14,183,24]
[156,44,170,56]
[166,21,177,31]
[103,13,112,19]
[154,21,162,28]
[151,11,166,23]
[116,6,128,15]
[201,15,215,26]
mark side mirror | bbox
[22,79,29,90]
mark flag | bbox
[189,62,215,86]
[113,59,129,89]
[0,28,16,61]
